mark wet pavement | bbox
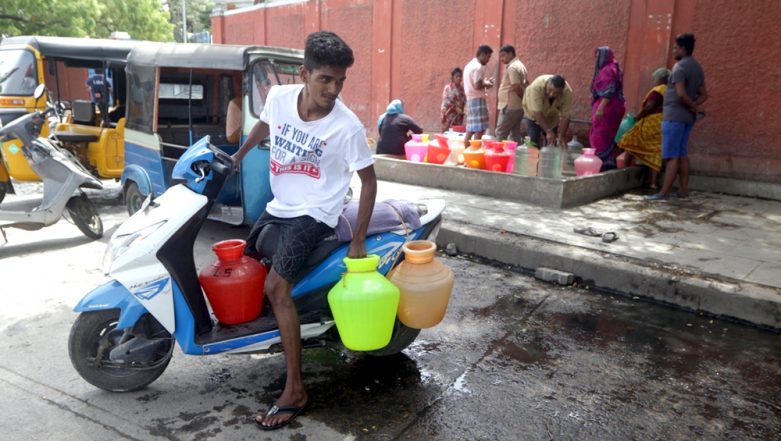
[0,182,779,440]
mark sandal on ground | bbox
[644,192,669,201]
[256,404,307,431]
[573,226,602,237]
[601,232,619,243]
[671,191,689,199]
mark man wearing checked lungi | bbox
[462,44,494,149]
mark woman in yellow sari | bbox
[618,67,670,189]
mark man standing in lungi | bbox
[463,45,494,149]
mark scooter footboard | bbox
[73,279,147,329]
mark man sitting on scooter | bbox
[231,31,377,431]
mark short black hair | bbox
[304,31,354,71]
[476,44,493,57]
[451,67,463,78]
[675,33,696,56]
[550,74,566,89]
[499,44,516,57]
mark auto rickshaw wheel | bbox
[66,193,104,239]
[125,182,144,215]
[0,182,6,204]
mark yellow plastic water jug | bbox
[390,240,454,328]
[327,255,400,351]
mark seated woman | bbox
[376,99,423,156]
[618,67,670,189]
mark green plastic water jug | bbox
[327,255,400,351]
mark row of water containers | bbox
[404,131,604,178]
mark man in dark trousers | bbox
[85,68,112,125]
[231,31,376,430]
[647,33,707,200]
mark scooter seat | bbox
[54,131,99,143]
[251,223,343,281]
[296,238,343,280]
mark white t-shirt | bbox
[464,57,487,99]
[260,84,374,227]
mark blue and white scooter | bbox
[68,137,445,392]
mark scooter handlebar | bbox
[209,144,235,176]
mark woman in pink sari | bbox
[440,67,466,132]
[589,46,626,170]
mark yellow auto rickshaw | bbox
[0,36,143,200]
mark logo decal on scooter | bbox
[374,241,404,269]
[133,277,170,301]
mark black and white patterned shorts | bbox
[245,211,334,283]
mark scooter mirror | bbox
[33,84,46,100]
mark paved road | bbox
[0,196,779,440]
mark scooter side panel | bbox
[73,279,147,329]
[171,281,203,355]
[110,186,208,334]
[290,229,424,298]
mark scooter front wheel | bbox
[66,193,103,239]
[68,310,173,392]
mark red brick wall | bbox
[214,0,781,182]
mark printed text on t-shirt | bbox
[271,123,326,179]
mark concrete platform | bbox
[373,154,644,208]
[362,177,781,330]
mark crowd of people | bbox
[375,33,707,195]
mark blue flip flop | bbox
[256,404,307,431]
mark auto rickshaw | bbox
[0,36,142,199]
[122,42,304,225]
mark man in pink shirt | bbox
[463,45,494,148]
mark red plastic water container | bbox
[199,239,267,325]
[484,142,510,172]
[504,141,518,173]
[427,141,451,164]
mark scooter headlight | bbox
[102,221,167,273]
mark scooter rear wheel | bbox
[66,194,103,239]
[366,318,421,357]
[68,309,173,392]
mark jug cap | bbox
[343,254,380,272]
[212,239,247,261]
